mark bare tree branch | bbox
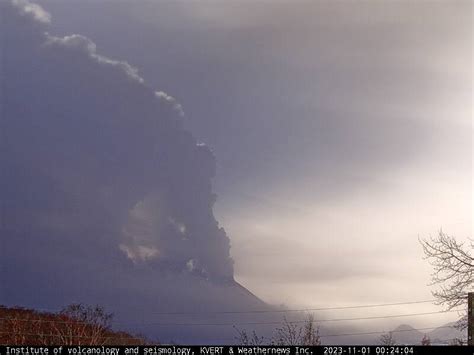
[420,231,473,329]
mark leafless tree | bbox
[53,304,113,345]
[0,304,150,345]
[272,315,321,345]
[234,327,266,345]
[420,334,431,346]
[379,331,396,346]
[420,231,473,329]
[5,317,27,345]
[449,337,466,346]
[301,314,321,345]
[235,314,321,345]
[272,317,304,345]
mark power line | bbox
[133,299,439,316]
[117,309,462,327]
[320,325,455,338]
[229,324,459,341]
[0,325,460,342]
[8,299,439,317]
[197,323,464,343]
[0,309,462,328]
[0,331,147,342]
[0,316,108,327]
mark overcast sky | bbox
[2,0,472,342]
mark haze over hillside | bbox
[388,323,463,345]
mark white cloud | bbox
[155,91,185,117]
[13,0,51,23]
[45,33,144,83]
[45,34,96,53]
[119,244,160,263]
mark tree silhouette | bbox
[420,231,473,330]
[379,331,396,346]
[235,314,321,345]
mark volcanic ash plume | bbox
[0,0,236,308]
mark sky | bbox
[1,0,472,344]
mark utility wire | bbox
[117,309,462,327]
[320,325,456,338]
[144,300,438,315]
[196,324,464,343]
[227,325,460,342]
[0,330,147,342]
[9,299,440,317]
[0,325,459,342]
[0,309,462,328]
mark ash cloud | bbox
[0,0,237,316]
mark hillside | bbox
[390,323,464,345]
[0,305,153,345]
